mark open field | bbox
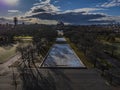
[113,43,120,60]
[115,38,120,42]
[0,44,18,64]
[100,39,120,61]
[0,36,33,64]
[14,36,33,42]
[14,36,33,39]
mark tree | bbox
[14,17,18,26]
[104,43,117,57]
[109,44,117,57]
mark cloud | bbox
[26,7,120,25]
[54,0,59,4]
[0,17,13,24]
[25,18,58,25]
[0,17,6,21]
[5,0,117,25]
[27,10,108,25]
[28,1,103,16]
[25,0,108,25]
[26,0,60,16]
[100,0,120,8]
[63,8,104,14]
[41,0,50,4]
[2,0,19,6]
[33,0,50,5]
[90,16,120,23]
[8,10,20,13]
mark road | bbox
[0,53,20,75]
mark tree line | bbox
[64,25,120,85]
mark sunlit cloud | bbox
[8,10,20,13]
[99,0,120,8]
[63,8,104,14]
[26,0,60,16]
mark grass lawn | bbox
[66,38,93,68]
[113,43,120,60]
[115,37,120,42]
[14,36,33,39]
[0,44,18,64]
[100,39,120,61]
[0,36,32,64]
[14,36,33,42]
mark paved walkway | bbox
[38,69,115,90]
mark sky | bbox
[0,0,120,24]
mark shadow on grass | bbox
[18,60,73,90]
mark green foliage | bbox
[64,25,120,70]
[33,29,57,44]
[66,38,93,68]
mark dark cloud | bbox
[0,18,6,21]
[32,8,46,13]
[25,0,116,25]
[27,11,110,24]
